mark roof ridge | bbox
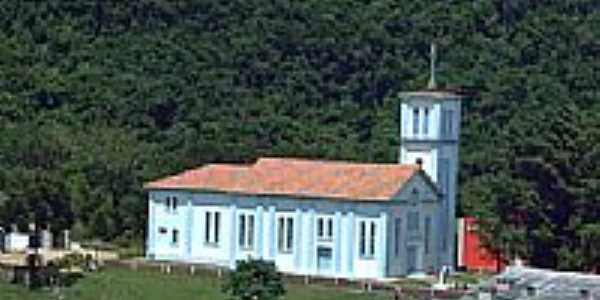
[204,163,251,168]
[257,156,419,168]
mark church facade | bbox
[144,89,463,279]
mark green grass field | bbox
[0,267,392,300]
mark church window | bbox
[359,221,366,256]
[238,213,255,249]
[402,108,408,135]
[423,107,430,135]
[172,229,179,245]
[214,212,220,244]
[286,217,294,251]
[317,218,323,237]
[358,219,376,258]
[442,109,454,137]
[394,218,402,256]
[317,216,333,241]
[425,216,431,254]
[204,211,221,245]
[441,110,446,136]
[438,159,450,193]
[277,215,294,253]
[413,107,420,135]
[205,212,211,242]
[165,196,178,213]
[408,212,419,232]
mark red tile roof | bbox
[145,157,422,201]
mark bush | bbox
[223,259,286,300]
[55,253,86,270]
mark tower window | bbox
[423,107,430,135]
[442,109,454,137]
[412,107,420,135]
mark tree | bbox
[223,259,286,300]
[0,1,599,270]
[577,224,600,273]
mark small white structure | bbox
[41,229,53,249]
[4,232,30,252]
[2,224,56,252]
[62,230,71,250]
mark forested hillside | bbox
[1,1,599,271]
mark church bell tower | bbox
[398,44,464,268]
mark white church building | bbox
[145,88,463,279]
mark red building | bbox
[457,217,506,273]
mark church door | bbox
[407,245,418,274]
[317,246,333,273]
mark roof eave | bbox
[145,186,393,203]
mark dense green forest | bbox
[0,1,599,271]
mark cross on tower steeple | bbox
[427,43,437,90]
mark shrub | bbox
[223,259,286,300]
